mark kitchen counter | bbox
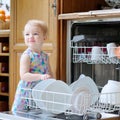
[58,9,120,21]
[0,110,120,120]
[0,111,60,120]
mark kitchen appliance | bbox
[66,19,120,90]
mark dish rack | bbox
[19,88,120,119]
[71,43,120,64]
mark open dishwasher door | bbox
[0,111,61,120]
[0,110,119,120]
[0,111,33,120]
[0,111,84,120]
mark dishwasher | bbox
[0,87,120,120]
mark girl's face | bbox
[24,25,46,52]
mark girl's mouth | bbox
[29,40,35,42]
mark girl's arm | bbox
[47,56,53,78]
[20,54,52,81]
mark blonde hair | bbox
[24,20,48,35]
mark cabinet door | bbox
[10,0,59,109]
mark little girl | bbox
[12,20,53,112]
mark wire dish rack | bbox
[19,88,120,119]
[71,45,120,64]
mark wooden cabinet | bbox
[59,0,107,13]
[9,0,108,110]
[10,0,59,110]
[0,30,10,111]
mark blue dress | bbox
[11,48,49,112]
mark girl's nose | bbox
[29,34,34,38]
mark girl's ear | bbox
[44,34,47,40]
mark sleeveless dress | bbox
[11,48,49,112]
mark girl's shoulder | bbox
[21,48,48,59]
[23,48,32,55]
[22,48,48,58]
[22,48,35,58]
[20,48,31,60]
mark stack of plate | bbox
[32,76,99,115]
[70,75,99,113]
[32,79,72,114]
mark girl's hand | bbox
[40,74,52,80]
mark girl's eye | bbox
[25,33,29,36]
[24,33,40,36]
[33,33,39,36]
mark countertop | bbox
[58,9,120,21]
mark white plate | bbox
[32,79,56,108]
[32,79,72,114]
[71,87,91,114]
[70,76,99,112]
